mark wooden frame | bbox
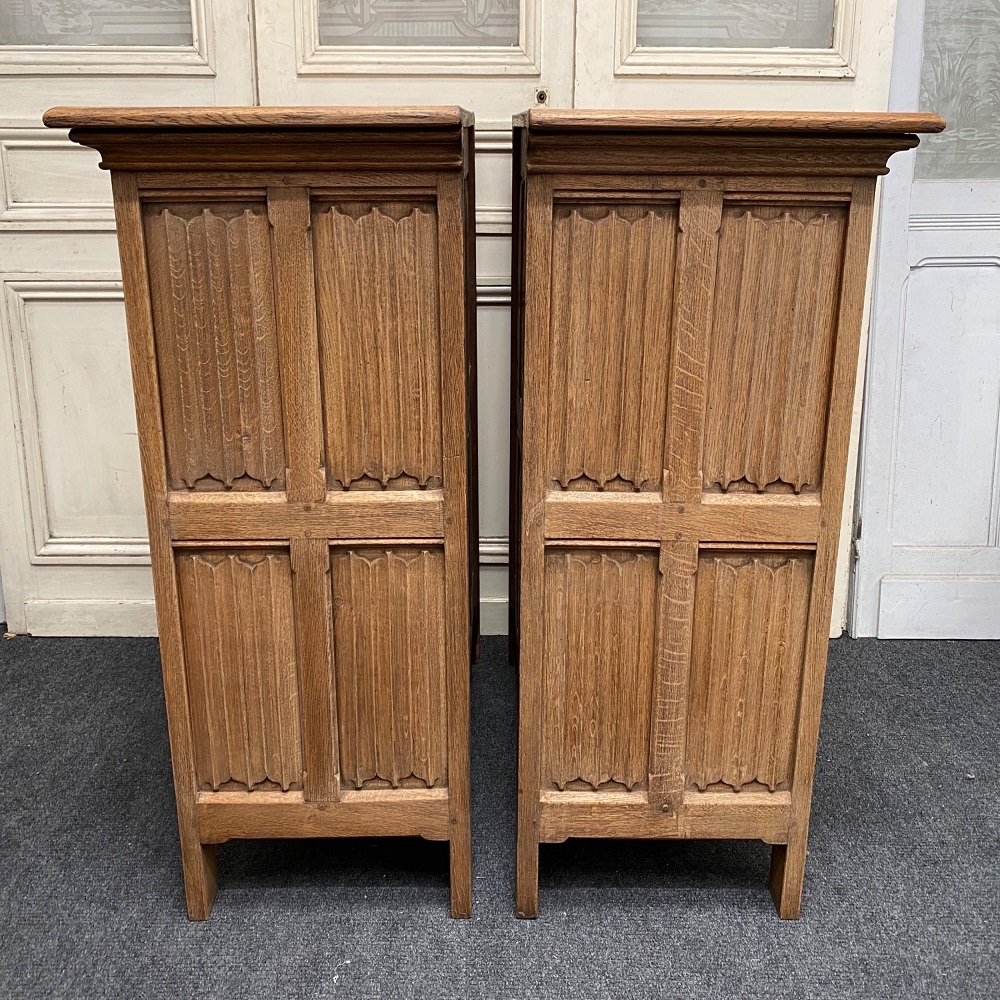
[510,109,944,919]
[45,105,478,919]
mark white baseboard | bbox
[878,577,1000,638]
[479,597,509,636]
[24,599,158,637]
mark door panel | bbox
[0,1,255,634]
[855,0,1000,637]
[541,546,658,792]
[251,0,576,635]
[253,0,574,125]
[575,0,893,105]
[313,197,444,490]
[332,544,448,791]
[143,198,287,493]
[0,0,900,636]
[705,203,847,496]
[177,546,304,793]
[687,550,812,794]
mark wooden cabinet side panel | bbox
[313,196,443,491]
[686,550,813,794]
[143,200,286,494]
[703,202,848,497]
[542,548,658,792]
[546,201,678,493]
[332,546,448,790]
[177,548,304,793]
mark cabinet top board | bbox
[44,105,474,173]
[44,105,474,130]
[514,108,945,134]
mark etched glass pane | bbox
[317,0,519,47]
[916,0,1000,180]
[635,0,836,49]
[0,0,193,46]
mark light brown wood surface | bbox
[517,108,946,134]
[511,110,942,919]
[55,107,477,919]
[44,105,473,129]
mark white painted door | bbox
[252,0,578,634]
[0,1,255,634]
[255,0,899,637]
[0,0,901,636]
[576,0,902,637]
[854,0,1000,638]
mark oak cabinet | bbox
[510,110,944,918]
[46,106,478,919]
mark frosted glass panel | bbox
[317,0,519,47]
[0,0,193,46]
[635,0,836,49]
[916,0,1000,180]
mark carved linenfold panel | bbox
[542,548,657,791]
[144,203,286,493]
[547,202,678,493]
[314,201,443,490]
[177,549,303,793]
[703,205,847,495]
[332,547,448,789]
[686,551,813,792]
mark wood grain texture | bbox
[166,490,445,541]
[290,537,339,803]
[648,542,698,814]
[197,788,452,843]
[144,203,284,492]
[512,114,941,919]
[538,788,791,844]
[519,109,946,134]
[110,171,218,921]
[177,549,303,793]
[665,188,723,504]
[515,173,556,919]
[704,205,847,495]
[435,172,473,919]
[314,201,443,490]
[268,186,327,503]
[772,177,879,920]
[332,547,448,791]
[45,106,473,130]
[542,549,657,792]
[686,552,813,793]
[546,202,677,492]
[59,109,476,919]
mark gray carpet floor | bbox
[0,632,996,999]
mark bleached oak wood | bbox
[43,106,474,129]
[54,107,477,920]
[511,111,941,920]
[517,109,946,133]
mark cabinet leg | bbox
[180,836,218,921]
[769,836,807,919]
[449,825,472,919]
[516,830,539,918]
